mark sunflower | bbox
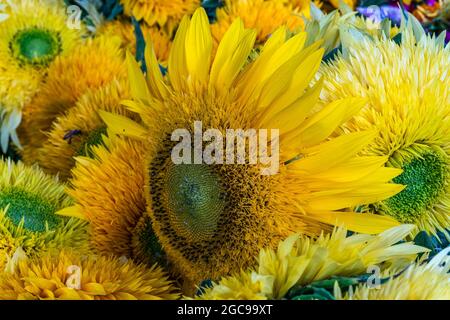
[335,247,450,300]
[34,79,139,181]
[0,0,84,152]
[70,8,403,291]
[0,250,180,300]
[319,28,450,238]
[19,35,126,165]
[211,0,306,46]
[0,159,89,269]
[63,134,147,258]
[120,0,200,31]
[198,224,427,299]
[97,18,172,63]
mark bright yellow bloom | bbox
[0,250,180,300]
[0,0,84,152]
[212,0,305,45]
[0,159,89,269]
[71,8,403,291]
[63,134,147,257]
[19,35,126,166]
[320,29,450,237]
[335,247,450,300]
[97,19,172,63]
[199,225,427,299]
[120,0,200,31]
[35,79,138,180]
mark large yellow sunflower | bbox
[19,35,126,165]
[0,0,84,152]
[97,18,172,63]
[68,8,403,291]
[0,250,180,300]
[335,247,450,300]
[120,0,200,31]
[35,79,138,181]
[198,224,427,299]
[0,159,89,269]
[320,28,450,238]
[211,0,306,45]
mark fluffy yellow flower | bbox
[120,0,200,31]
[0,250,180,300]
[335,248,450,300]
[35,79,138,180]
[211,0,305,45]
[97,19,172,63]
[199,225,427,299]
[70,8,403,291]
[320,29,450,237]
[0,159,89,269]
[0,0,84,152]
[19,35,126,166]
[63,134,147,257]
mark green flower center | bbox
[383,151,447,223]
[11,28,61,67]
[137,217,167,266]
[164,163,226,243]
[0,188,63,232]
[76,127,107,157]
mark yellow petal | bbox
[306,184,405,210]
[144,40,168,100]
[261,77,323,132]
[98,110,147,141]
[55,205,87,220]
[126,51,151,103]
[168,15,190,91]
[185,8,212,84]
[306,211,401,234]
[265,49,324,116]
[82,283,107,295]
[289,130,376,173]
[291,98,367,148]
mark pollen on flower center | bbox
[11,28,62,67]
[383,151,447,223]
[0,188,62,232]
[164,163,226,243]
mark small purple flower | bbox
[357,4,404,25]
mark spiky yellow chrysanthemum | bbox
[198,225,427,299]
[211,0,306,45]
[0,250,180,300]
[35,79,138,180]
[19,35,126,165]
[320,29,450,238]
[120,0,200,31]
[97,19,172,63]
[0,0,84,152]
[335,247,450,300]
[69,8,404,291]
[0,159,89,269]
[63,134,147,257]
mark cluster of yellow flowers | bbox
[0,0,448,300]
